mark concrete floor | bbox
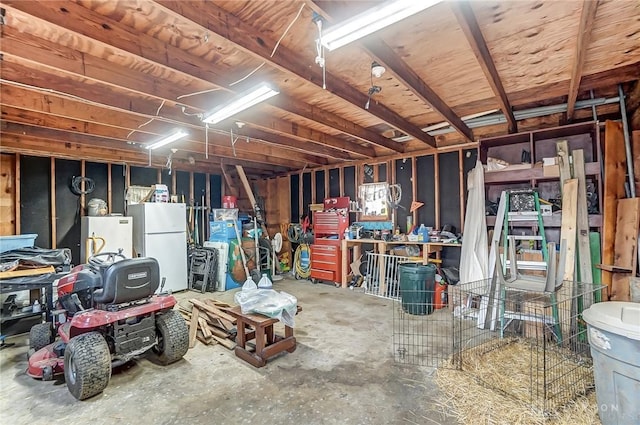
[0,278,457,425]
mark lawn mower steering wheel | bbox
[88,252,127,269]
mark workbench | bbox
[340,239,461,288]
[227,305,302,368]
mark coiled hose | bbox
[294,243,311,280]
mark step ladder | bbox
[479,189,560,334]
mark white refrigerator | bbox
[129,203,188,293]
[81,216,133,262]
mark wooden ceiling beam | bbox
[0,63,330,166]
[240,127,353,162]
[242,113,375,158]
[0,106,326,168]
[566,0,600,120]
[362,40,472,144]
[1,2,371,160]
[0,121,293,173]
[268,96,397,152]
[154,0,424,150]
[450,1,517,134]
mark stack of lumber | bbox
[178,298,238,350]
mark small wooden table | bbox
[227,305,302,368]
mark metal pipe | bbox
[394,96,620,141]
[619,84,636,198]
[590,90,598,121]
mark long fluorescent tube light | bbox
[321,0,442,51]
[202,83,279,124]
[145,130,189,150]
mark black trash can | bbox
[398,263,437,315]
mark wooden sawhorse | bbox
[227,305,302,368]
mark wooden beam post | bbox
[450,1,517,133]
[566,0,599,120]
[107,163,112,214]
[50,158,56,248]
[15,153,21,234]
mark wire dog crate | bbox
[364,252,412,299]
[392,277,605,415]
[449,278,606,415]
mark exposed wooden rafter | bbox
[450,1,517,133]
[154,0,419,151]
[566,0,600,120]
[363,40,473,144]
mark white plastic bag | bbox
[234,288,298,327]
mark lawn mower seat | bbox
[93,257,160,305]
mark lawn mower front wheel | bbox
[154,310,189,365]
[29,322,53,352]
[64,332,111,400]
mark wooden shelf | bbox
[486,213,602,228]
[484,162,600,184]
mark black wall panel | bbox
[438,152,461,268]
[379,163,387,182]
[85,162,108,207]
[55,159,82,264]
[176,171,190,203]
[301,172,312,217]
[290,174,300,222]
[415,155,436,227]
[329,168,340,197]
[111,165,125,214]
[193,173,207,206]
[343,166,356,223]
[161,169,172,188]
[20,156,51,248]
[438,152,461,231]
[314,170,325,203]
[130,166,158,187]
[210,174,222,208]
[462,149,478,212]
[395,159,412,233]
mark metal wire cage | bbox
[392,276,606,415]
[449,278,606,415]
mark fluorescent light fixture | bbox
[145,130,189,150]
[202,83,279,125]
[321,0,442,51]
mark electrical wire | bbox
[228,3,304,87]
[387,184,403,210]
[287,223,303,243]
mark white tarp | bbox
[459,160,489,283]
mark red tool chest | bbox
[311,207,349,285]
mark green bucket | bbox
[398,263,437,315]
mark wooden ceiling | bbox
[1,0,638,177]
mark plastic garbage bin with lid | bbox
[582,302,640,425]
[398,263,436,315]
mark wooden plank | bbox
[610,198,640,301]
[560,179,578,284]
[15,153,20,235]
[198,317,212,339]
[555,140,571,187]
[566,0,599,119]
[597,264,633,273]
[211,334,237,350]
[189,305,200,349]
[0,265,55,279]
[602,121,627,290]
[633,131,640,196]
[190,298,237,325]
[572,149,593,308]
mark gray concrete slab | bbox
[0,278,457,425]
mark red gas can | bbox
[434,282,448,309]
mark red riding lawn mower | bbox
[27,253,189,400]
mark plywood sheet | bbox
[583,0,640,74]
